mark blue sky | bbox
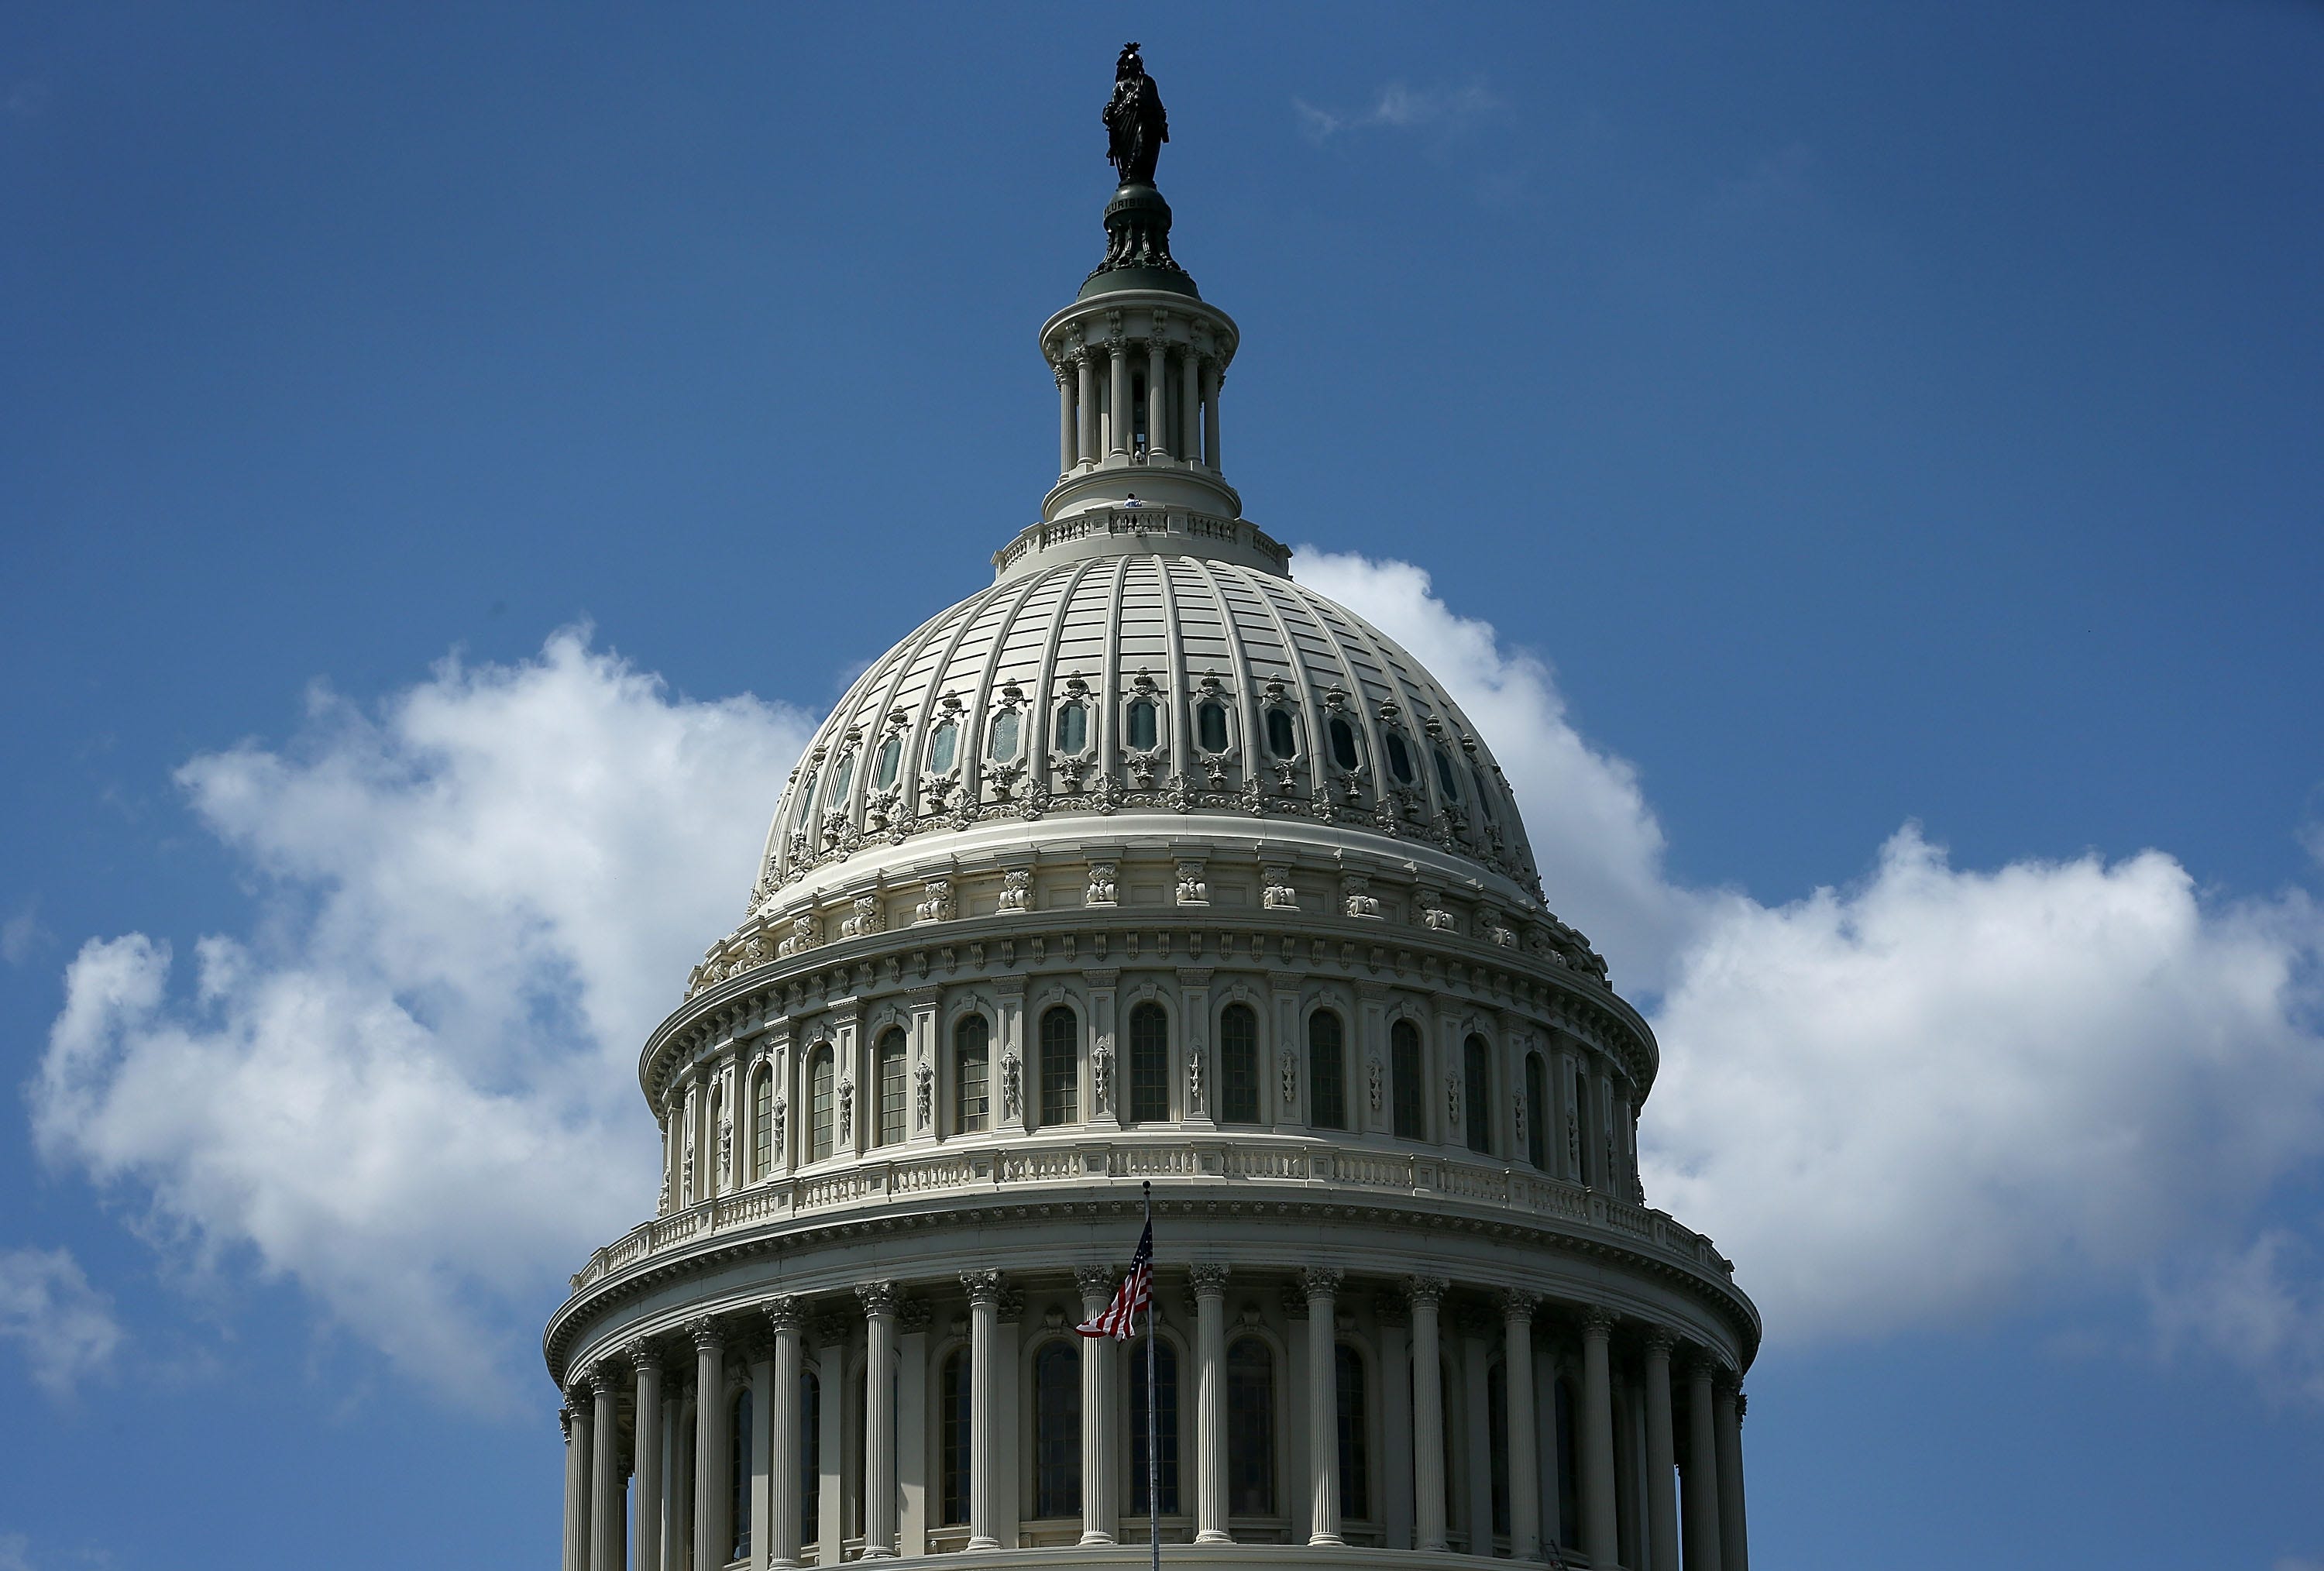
[4,5,2322,1569]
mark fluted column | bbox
[1305,1267,1344,1547]
[1580,1311,1620,1571]
[766,1301,803,1569]
[1057,363,1078,473]
[962,1272,1004,1550]
[1642,1333,1679,1571]
[693,1318,729,1571]
[590,1365,623,1571]
[1076,353,1098,469]
[1683,1357,1721,1571]
[1109,346,1132,458]
[1190,1265,1232,1543]
[1177,350,1200,468]
[1408,1277,1448,1552]
[1077,1265,1119,1545]
[856,1283,899,1559]
[631,1344,665,1571]
[1500,1293,1542,1562]
[563,1401,591,1571]
[1146,337,1168,457]
[1199,360,1220,469]
[1715,1384,1748,1571]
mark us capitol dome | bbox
[548,46,1756,1571]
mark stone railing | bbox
[569,1134,1732,1295]
[991,507,1292,577]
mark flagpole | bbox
[1144,1179,1160,1571]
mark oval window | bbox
[928,720,958,774]
[1433,747,1460,800]
[1197,700,1229,753]
[1127,698,1158,751]
[1329,715,1360,772]
[827,751,854,804]
[990,710,1021,763]
[874,734,901,790]
[1266,708,1297,760]
[1054,700,1088,754]
[796,764,819,808]
[1472,763,1494,819]
[1385,732,1415,785]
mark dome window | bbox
[827,751,855,806]
[1127,697,1158,751]
[989,710,1022,763]
[1385,732,1415,785]
[1471,763,1494,820]
[874,734,902,790]
[1266,708,1297,759]
[796,762,820,810]
[1328,715,1360,772]
[927,720,959,774]
[1054,700,1088,755]
[1196,700,1229,753]
[1433,746,1460,801]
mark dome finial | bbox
[1104,43,1167,187]
[1085,44,1194,299]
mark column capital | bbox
[560,1405,576,1442]
[586,1363,620,1396]
[1370,1288,1411,1329]
[1300,1266,1344,1301]
[1735,1391,1748,1421]
[686,1314,724,1354]
[1683,1349,1723,1381]
[1497,1287,1539,1324]
[1074,1263,1116,1302]
[624,1336,662,1374]
[1404,1274,1450,1308]
[765,1294,806,1333]
[1187,1263,1232,1298]
[1580,1306,1618,1339]
[898,1298,933,1335]
[1642,1326,1678,1359]
[857,1280,902,1320]
[961,1269,1005,1305]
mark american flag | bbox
[1074,1221,1153,1339]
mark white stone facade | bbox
[549,105,1756,1571]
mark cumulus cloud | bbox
[33,631,814,1407]
[0,1247,123,1398]
[1311,548,2324,1358]
[1295,81,1503,143]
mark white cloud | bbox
[1310,548,2324,1360]
[2150,1228,2324,1408]
[0,1247,123,1398]
[1,897,47,967]
[1294,81,1502,143]
[33,631,814,1408]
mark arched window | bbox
[1309,1010,1346,1130]
[1128,1002,1171,1124]
[827,750,855,806]
[1196,700,1229,753]
[1129,1336,1181,1516]
[874,732,902,789]
[800,1367,822,1546]
[1463,1034,1492,1156]
[1391,1019,1425,1140]
[927,719,959,775]
[1487,1361,1511,1538]
[1034,1341,1082,1519]
[989,709,1022,763]
[877,1027,908,1146]
[1553,1376,1579,1550]
[1266,708,1297,759]
[1226,1336,1274,1515]
[1126,698,1158,751]
[731,1387,755,1561]
[1525,1053,1549,1171]
[809,1046,836,1162]
[954,1015,990,1133]
[1040,1006,1079,1126]
[752,1064,774,1180]
[940,1349,971,1526]
[1472,762,1494,820]
[1328,714,1360,771]
[1219,1003,1260,1125]
[1434,746,1462,802]
[1336,1342,1370,1521]
[1054,701,1088,754]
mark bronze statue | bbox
[1104,42,1168,186]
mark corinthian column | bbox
[1716,1381,1749,1571]
[858,1282,900,1558]
[631,1342,665,1571]
[590,1364,623,1571]
[1304,1267,1344,1547]
[962,1272,1004,1551]
[1683,1356,1722,1571]
[563,1400,591,1571]
[1109,346,1132,458]
[1057,361,1078,474]
[1407,1277,1448,1552]
[1146,335,1169,458]
[767,1298,804,1569]
[1189,1265,1231,1543]
[1642,1332,1679,1571]
[1177,350,1200,469]
[1077,1265,1120,1545]
[693,1318,729,1571]
[1499,1292,1541,1562]
[1580,1310,1620,1571]
[1076,352,1098,469]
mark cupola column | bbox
[961,1272,1004,1551]
[1200,359,1220,469]
[1580,1310,1621,1571]
[1076,1266,1122,1544]
[1682,1356,1722,1571]
[1189,1265,1232,1543]
[858,1283,900,1558]
[1057,363,1078,474]
[1500,1292,1542,1562]
[1109,345,1133,458]
[1304,1267,1345,1547]
[562,1400,591,1571]
[1146,334,1169,458]
[1076,354,1098,470]
[1406,1277,1449,1552]
[1178,350,1201,469]
[1642,1332,1680,1571]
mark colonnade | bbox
[560,1268,1747,1571]
[1053,339,1223,476]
